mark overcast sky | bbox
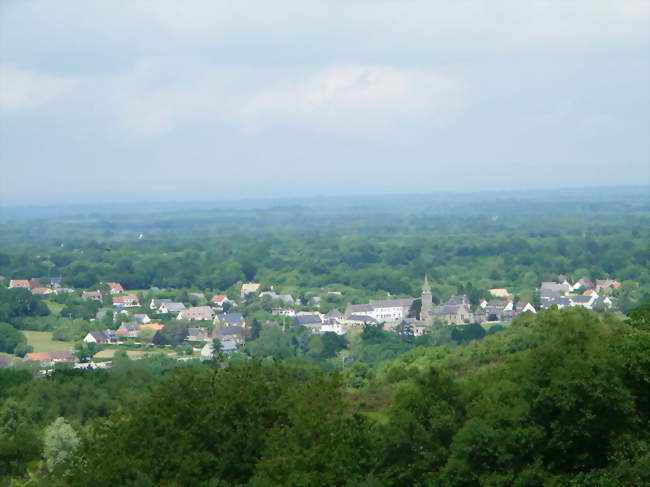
[0,1,648,205]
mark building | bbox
[82,290,103,302]
[178,306,215,321]
[107,282,124,294]
[241,282,261,298]
[112,295,140,307]
[9,279,30,289]
[421,275,432,320]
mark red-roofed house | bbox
[210,294,233,307]
[31,287,53,295]
[25,350,74,367]
[113,295,140,307]
[107,282,125,294]
[82,290,103,301]
[9,279,30,289]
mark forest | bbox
[0,304,649,486]
[0,189,649,486]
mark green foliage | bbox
[43,417,80,478]
[0,322,28,355]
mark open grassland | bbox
[93,348,172,359]
[44,300,64,315]
[23,331,73,353]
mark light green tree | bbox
[43,417,80,478]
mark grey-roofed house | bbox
[187,327,209,342]
[215,313,245,326]
[444,295,471,306]
[158,302,186,314]
[293,314,323,327]
[150,298,172,310]
[345,314,378,325]
[116,321,140,338]
[345,304,374,316]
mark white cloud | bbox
[238,65,465,130]
[0,66,74,112]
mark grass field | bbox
[94,349,151,359]
[45,300,65,315]
[23,331,73,353]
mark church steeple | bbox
[421,275,432,321]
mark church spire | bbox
[422,274,430,292]
[421,275,432,322]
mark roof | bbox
[241,283,261,293]
[216,313,244,324]
[326,309,342,318]
[214,325,245,337]
[140,323,164,331]
[25,350,73,362]
[347,314,378,323]
[107,282,124,292]
[444,295,470,306]
[179,306,214,320]
[152,298,173,306]
[160,302,186,312]
[369,298,414,308]
[293,314,322,326]
[87,331,109,341]
[346,304,374,314]
[9,279,31,288]
[210,294,229,303]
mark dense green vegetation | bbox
[0,191,648,485]
[0,306,648,486]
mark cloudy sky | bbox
[0,1,648,205]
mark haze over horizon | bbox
[1,1,649,206]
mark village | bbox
[4,273,623,369]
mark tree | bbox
[74,341,97,363]
[43,417,80,478]
[0,322,27,355]
[154,320,189,346]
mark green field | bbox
[45,300,65,315]
[23,331,73,353]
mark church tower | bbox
[421,275,432,321]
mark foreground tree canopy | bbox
[0,306,648,486]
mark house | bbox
[116,321,141,338]
[489,288,511,298]
[345,304,374,316]
[201,339,238,358]
[213,325,246,344]
[596,280,621,293]
[483,300,514,313]
[150,298,173,310]
[368,299,414,322]
[293,314,323,327]
[178,306,215,321]
[215,313,245,327]
[82,290,103,302]
[569,295,597,309]
[430,304,473,325]
[187,327,210,342]
[593,296,613,309]
[107,282,124,294]
[574,277,595,290]
[241,282,261,298]
[444,295,471,306]
[272,308,296,317]
[132,313,151,324]
[345,314,378,325]
[31,287,53,295]
[140,323,165,332]
[83,330,118,344]
[541,297,571,309]
[538,289,561,301]
[209,294,233,307]
[515,301,536,313]
[539,282,571,294]
[9,279,30,289]
[112,295,140,307]
[25,350,74,367]
[260,291,295,304]
[320,319,345,335]
[158,302,186,314]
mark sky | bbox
[0,1,648,205]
